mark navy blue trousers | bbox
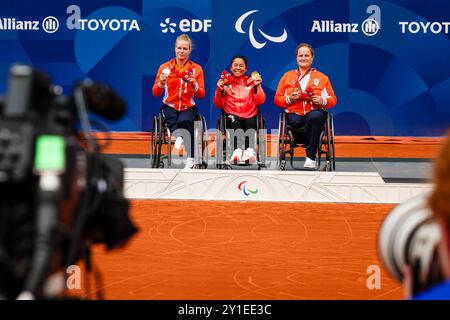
[286,109,327,160]
[161,105,198,157]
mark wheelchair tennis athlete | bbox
[214,55,266,165]
[152,34,205,169]
[274,43,337,169]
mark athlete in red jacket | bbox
[214,55,266,164]
[274,43,337,169]
[152,34,205,169]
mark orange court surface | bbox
[70,135,441,300]
[80,200,399,300]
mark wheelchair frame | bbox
[150,111,209,169]
[276,111,335,171]
[216,111,266,170]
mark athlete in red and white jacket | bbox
[152,34,205,169]
[274,43,337,169]
[214,55,266,164]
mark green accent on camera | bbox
[34,135,65,171]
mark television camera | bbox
[0,65,137,299]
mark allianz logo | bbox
[311,5,381,37]
[311,19,379,36]
[0,17,59,33]
[0,18,40,31]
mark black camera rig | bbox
[0,65,137,299]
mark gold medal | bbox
[251,70,261,81]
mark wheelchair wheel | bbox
[216,118,225,169]
[329,115,336,171]
[193,114,208,169]
[318,130,332,171]
[317,130,325,170]
[256,114,266,167]
[200,115,209,169]
[150,115,161,168]
[217,113,230,169]
[317,116,335,171]
[277,113,286,169]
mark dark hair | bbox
[296,43,314,57]
[230,55,248,68]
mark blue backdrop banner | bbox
[0,0,449,136]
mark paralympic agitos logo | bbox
[238,181,259,197]
[235,10,288,49]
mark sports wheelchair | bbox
[216,111,266,170]
[276,111,335,171]
[150,111,209,169]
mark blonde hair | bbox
[175,34,193,50]
[429,131,450,223]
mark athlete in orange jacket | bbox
[152,34,205,169]
[274,43,337,169]
[152,58,205,110]
[214,55,266,164]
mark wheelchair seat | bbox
[150,111,208,169]
[277,111,335,171]
[216,111,266,170]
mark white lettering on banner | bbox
[0,5,141,33]
[179,19,190,32]
[161,18,212,33]
[110,20,120,31]
[66,5,141,31]
[399,21,450,34]
[311,20,358,33]
[311,5,380,36]
[0,18,39,30]
[0,17,58,33]
[77,18,140,31]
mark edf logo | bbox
[160,17,212,33]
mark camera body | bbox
[0,65,137,299]
[378,193,444,294]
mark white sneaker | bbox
[184,157,194,169]
[230,148,243,163]
[174,136,183,150]
[242,147,257,164]
[304,157,317,169]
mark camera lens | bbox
[378,193,441,282]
